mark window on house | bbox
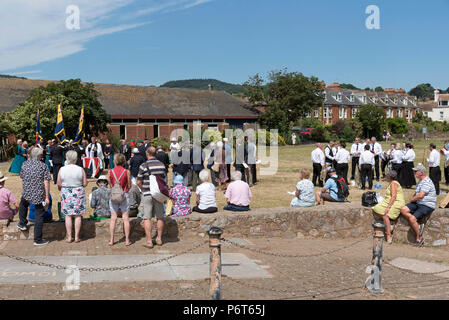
[440,100,449,106]
[323,108,328,119]
[386,109,391,118]
[348,95,354,102]
[398,109,403,117]
[441,112,444,120]
[352,108,358,118]
[328,108,333,119]
[306,111,311,118]
[385,97,389,103]
[336,94,342,102]
[314,109,319,118]
[403,99,408,106]
[424,112,428,117]
[360,96,366,103]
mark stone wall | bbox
[2,204,449,246]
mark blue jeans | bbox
[223,204,250,212]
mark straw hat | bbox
[96,175,108,186]
[0,171,7,183]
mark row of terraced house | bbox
[310,83,420,125]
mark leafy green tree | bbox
[412,111,432,126]
[243,69,324,137]
[342,126,355,142]
[5,79,110,141]
[408,83,435,101]
[386,118,408,134]
[356,104,385,138]
[374,86,384,92]
[364,87,372,91]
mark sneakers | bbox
[33,239,49,246]
[17,224,28,231]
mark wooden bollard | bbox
[207,227,223,300]
[366,222,385,294]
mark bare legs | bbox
[381,214,392,243]
[400,206,421,242]
[65,216,82,243]
[144,219,165,245]
[109,211,131,245]
[315,191,324,205]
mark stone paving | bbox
[2,236,449,300]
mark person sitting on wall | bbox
[400,164,437,246]
[127,183,141,218]
[315,167,345,205]
[193,169,218,214]
[223,171,252,212]
[90,175,111,219]
[0,172,19,222]
[372,170,405,244]
[290,168,315,207]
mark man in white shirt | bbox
[324,141,335,168]
[381,144,395,179]
[371,137,383,181]
[311,143,325,187]
[441,141,449,186]
[332,141,339,168]
[350,137,362,180]
[85,137,104,178]
[335,142,350,183]
[359,144,375,190]
[427,143,441,195]
[390,143,402,177]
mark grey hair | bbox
[232,170,242,181]
[65,150,78,165]
[386,170,398,180]
[31,147,43,159]
[199,169,210,183]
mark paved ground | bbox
[2,236,449,300]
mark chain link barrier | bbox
[221,237,365,258]
[0,240,208,272]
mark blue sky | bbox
[2,0,449,91]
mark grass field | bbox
[1,139,447,220]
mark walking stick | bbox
[422,148,427,167]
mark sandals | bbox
[155,239,163,246]
[66,238,73,243]
[386,237,393,245]
[413,239,424,247]
[143,242,154,249]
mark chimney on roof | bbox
[208,84,212,91]
[435,89,440,102]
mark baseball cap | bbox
[327,167,336,174]
[173,175,184,185]
[132,148,139,154]
[412,163,426,173]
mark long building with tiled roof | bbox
[0,78,259,140]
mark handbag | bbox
[149,174,170,203]
[362,191,378,207]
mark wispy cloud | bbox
[8,70,43,76]
[0,0,213,72]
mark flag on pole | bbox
[54,104,67,143]
[36,109,43,144]
[72,106,84,145]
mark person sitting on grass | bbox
[315,167,345,205]
[0,171,19,221]
[290,168,315,207]
[193,169,218,214]
[170,174,192,217]
[90,175,111,219]
[372,170,405,244]
[400,164,437,246]
[223,171,252,212]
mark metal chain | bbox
[0,240,208,272]
[221,238,365,258]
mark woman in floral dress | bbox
[170,174,192,217]
[57,150,88,243]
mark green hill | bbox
[0,74,26,79]
[160,79,243,95]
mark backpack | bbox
[331,176,350,199]
[362,191,378,207]
[110,168,126,205]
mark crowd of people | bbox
[3,135,259,247]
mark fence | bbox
[1,224,449,300]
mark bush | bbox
[342,126,355,142]
[151,136,170,151]
[310,126,327,142]
[386,118,409,134]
